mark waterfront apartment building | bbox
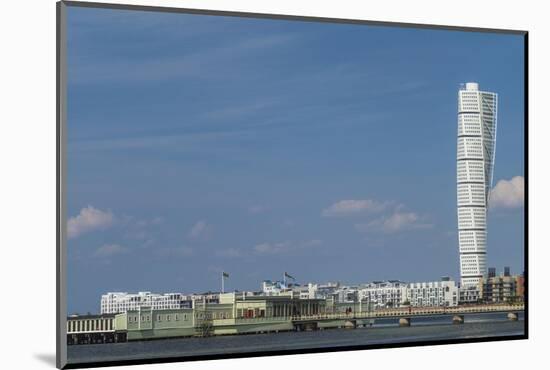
[407,279,458,307]
[314,282,341,298]
[347,279,458,308]
[100,292,192,314]
[357,281,408,308]
[457,82,498,287]
[335,286,359,303]
[481,271,524,303]
[515,274,525,300]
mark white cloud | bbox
[248,205,269,214]
[136,217,164,227]
[355,211,432,234]
[215,248,242,258]
[68,206,115,239]
[151,217,164,225]
[283,219,295,227]
[254,241,291,255]
[188,220,211,240]
[322,199,390,217]
[123,216,164,245]
[301,239,323,248]
[173,246,194,256]
[253,239,323,255]
[489,176,524,209]
[94,244,127,258]
[71,34,296,85]
[156,246,193,258]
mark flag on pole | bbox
[284,272,295,280]
[221,271,229,294]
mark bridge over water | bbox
[288,303,524,330]
[210,303,524,334]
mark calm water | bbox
[67,313,525,364]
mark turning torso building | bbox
[457,82,498,287]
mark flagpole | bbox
[221,272,225,294]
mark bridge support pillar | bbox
[344,320,356,329]
[507,312,518,321]
[304,322,319,331]
[399,318,411,327]
[452,315,464,324]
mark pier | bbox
[67,302,524,344]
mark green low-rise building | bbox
[68,293,364,344]
[112,293,328,340]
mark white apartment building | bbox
[357,281,408,308]
[407,279,458,307]
[457,82,498,287]
[260,279,459,308]
[100,292,192,314]
[335,286,359,303]
[351,279,459,308]
[315,282,340,299]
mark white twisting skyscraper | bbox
[457,82,498,287]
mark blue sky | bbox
[66,6,525,314]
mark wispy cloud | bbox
[94,243,127,258]
[188,220,212,240]
[155,246,193,258]
[322,199,391,217]
[355,211,433,234]
[70,34,297,85]
[248,205,269,214]
[489,176,524,209]
[68,206,115,239]
[136,217,164,227]
[254,241,291,255]
[324,197,432,235]
[69,130,252,153]
[253,239,323,255]
[202,101,279,122]
[215,248,243,258]
[301,239,323,248]
[68,8,225,40]
[282,219,295,228]
[121,215,164,249]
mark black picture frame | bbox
[56,1,528,368]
